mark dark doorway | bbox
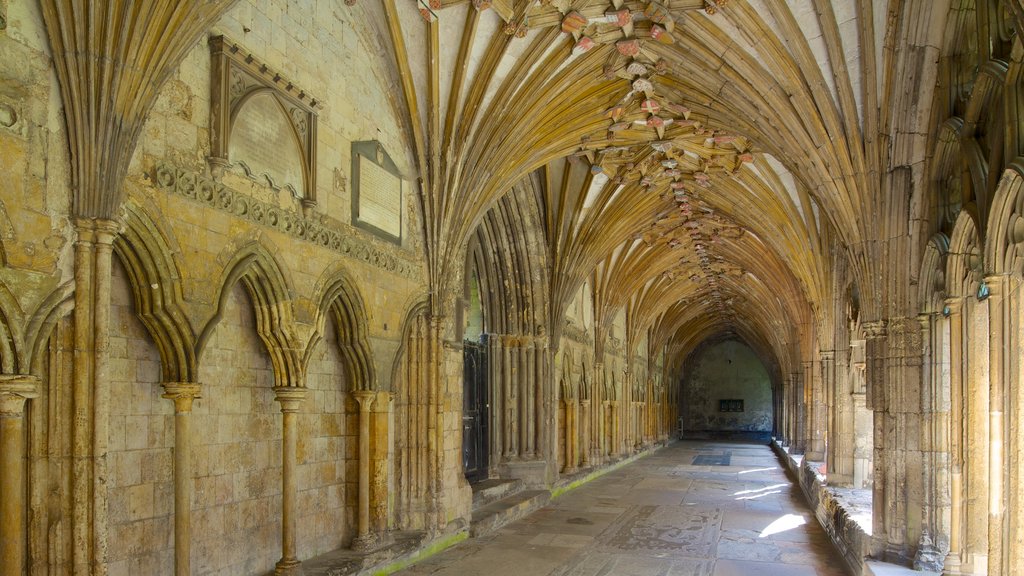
[463,338,489,483]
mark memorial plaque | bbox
[358,155,402,238]
[228,92,305,196]
[352,141,403,243]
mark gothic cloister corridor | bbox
[4,0,1024,575]
[390,440,847,576]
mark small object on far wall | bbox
[719,399,743,412]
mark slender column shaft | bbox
[161,383,201,576]
[92,221,118,572]
[580,399,591,466]
[274,387,306,575]
[503,340,515,458]
[0,377,40,576]
[352,390,377,550]
[945,299,964,572]
[986,276,1006,574]
[525,343,535,457]
[71,222,95,574]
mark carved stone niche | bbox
[208,36,321,209]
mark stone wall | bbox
[194,283,282,575]
[297,314,356,557]
[681,340,772,437]
[106,258,174,576]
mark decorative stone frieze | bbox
[152,163,420,278]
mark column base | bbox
[912,543,944,572]
[274,557,302,575]
[942,553,963,575]
[351,533,379,552]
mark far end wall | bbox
[680,340,772,440]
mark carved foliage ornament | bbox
[153,163,417,278]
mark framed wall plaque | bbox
[351,140,403,243]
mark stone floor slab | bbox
[394,441,851,576]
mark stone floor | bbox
[396,440,849,576]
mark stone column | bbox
[820,351,840,479]
[370,391,392,537]
[944,298,965,573]
[0,376,40,576]
[564,399,576,473]
[352,390,377,550]
[791,371,805,454]
[274,387,307,575]
[985,275,1006,575]
[580,399,591,467]
[610,400,620,457]
[503,338,516,459]
[914,313,946,572]
[806,358,826,461]
[161,382,201,576]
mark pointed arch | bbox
[947,210,984,298]
[919,234,951,315]
[197,241,302,388]
[560,348,575,400]
[306,267,376,391]
[0,280,23,374]
[113,201,197,382]
[984,165,1024,274]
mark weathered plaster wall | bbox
[681,340,772,435]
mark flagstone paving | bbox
[396,440,849,576]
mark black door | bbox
[463,339,489,483]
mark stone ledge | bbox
[772,439,873,576]
[864,560,939,576]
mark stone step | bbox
[471,478,523,509]
[469,489,549,538]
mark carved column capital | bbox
[352,389,377,411]
[162,382,202,413]
[0,375,40,416]
[942,297,963,315]
[819,350,835,361]
[93,218,121,244]
[273,387,307,413]
[983,273,1007,296]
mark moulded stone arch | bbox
[560,348,576,401]
[306,268,377,391]
[197,241,302,388]
[947,210,984,298]
[984,165,1024,274]
[389,294,431,392]
[0,276,74,376]
[113,202,197,382]
[919,234,951,314]
[0,280,23,374]
[579,359,591,402]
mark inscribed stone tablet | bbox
[358,154,402,238]
[229,92,305,196]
